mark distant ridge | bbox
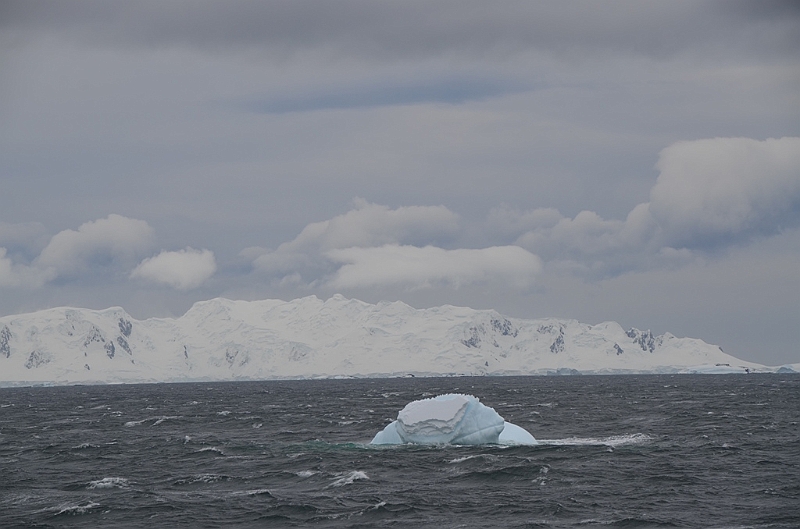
[0,295,788,386]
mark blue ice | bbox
[370,394,537,446]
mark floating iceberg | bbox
[370,394,537,446]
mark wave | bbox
[194,446,225,455]
[230,488,274,497]
[87,477,130,489]
[362,433,651,450]
[173,474,228,486]
[123,415,182,427]
[54,501,101,516]
[72,442,101,450]
[538,433,652,447]
[329,470,369,487]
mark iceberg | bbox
[370,394,537,445]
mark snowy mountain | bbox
[0,295,783,386]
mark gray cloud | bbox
[3,1,797,62]
[1,2,799,365]
[239,76,528,113]
[0,221,49,261]
[650,137,800,249]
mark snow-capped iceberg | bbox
[370,394,537,445]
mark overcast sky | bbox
[1,1,799,365]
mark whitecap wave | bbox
[55,501,101,516]
[88,477,129,489]
[72,443,100,449]
[447,454,502,464]
[329,470,368,487]
[539,433,651,447]
[230,488,272,497]
[124,416,181,427]
[152,415,180,425]
[174,474,226,486]
[448,455,482,464]
[196,446,224,455]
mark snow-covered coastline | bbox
[0,295,793,387]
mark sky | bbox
[1,1,799,365]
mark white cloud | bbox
[649,136,800,248]
[284,198,459,252]
[507,137,800,276]
[253,199,461,278]
[326,244,542,290]
[0,215,156,289]
[0,248,48,288]
[335,199,459,246]
[35,214,154,278]
[131,248,217,291]
[249,201,541,292]
[248,138,800,290]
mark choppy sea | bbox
[1,374,798,528]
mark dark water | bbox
[1,375,798,528]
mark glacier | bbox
[0,294,781,387]
[370,394,537,445]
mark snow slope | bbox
[0,295,777,386]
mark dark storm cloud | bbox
[3,0,797,60]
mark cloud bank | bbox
[498,137,800,276]
[34,214,154,279]
[327,244,541,290]
[650,137,800,248]
[5,137,792,294]
[6,1,798,62]
[0,215,154,288]
[243,136,799,289]
[249,199,541,291]
[0,215,216,291]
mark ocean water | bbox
[0,375,798,528]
